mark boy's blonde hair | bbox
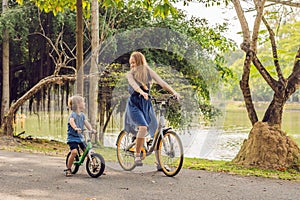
[68,95,84,111]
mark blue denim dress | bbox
[124,77,157,138]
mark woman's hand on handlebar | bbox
[173,92,181,100]
[140,91,149,100]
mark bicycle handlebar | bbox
[149,95,177,106]
[81,130,97,143]
[83,129,97,134]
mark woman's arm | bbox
[148,67,180,99]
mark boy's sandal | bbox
[64,169,72,177]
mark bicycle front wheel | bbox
[86,153,105,178]
[116,130,136,171]
[156,130,184,177]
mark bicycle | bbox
[65,130,105,178]
[116,95,184,177]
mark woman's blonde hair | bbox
[130,51,149,86]
[68,95,84,111]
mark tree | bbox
[16,0,88,95]
[229,0,300,170]
[89,0,99,142]
[75,0,84,95]
[7,0,233,140]
[41,0,176,97]
[1,0,9,126]
[0,0,172,137]
[95,5,234,135]
[1,30,77,135]
[14,0,178,140]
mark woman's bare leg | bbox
[135,126,147,166]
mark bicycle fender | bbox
[116,130,126,146]
[162,128,172,134]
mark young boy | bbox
[65,95,96,177]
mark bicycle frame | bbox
[116,94,183,176]
[74,131,94,165]
[144,96,174,155]
[66,130,105,178]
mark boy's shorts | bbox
[68,142,86,151]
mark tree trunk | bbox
[89,0,100,143]
[1,0,10,126]
[76,0,84,95]
[262,95,285,127]
[0,75,75,135]
[98,86,105,144]
[239,51,258,126]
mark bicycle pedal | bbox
[129,147,135,152]
[131,136,136,143]
[147,138,153,146]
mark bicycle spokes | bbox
[86,153,105,178]
[116,131,136,171]
[157,131,183,177]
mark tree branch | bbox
[34,30,76,76]
[292,46,300,73]
[252,0,267,52]
[267,0,300,8]
[232,0,251,50]
[286,47,300,98]
[261,16,285,82]
[240,52,258,125]
[1,75,76,135]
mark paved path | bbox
[0,150,299,200]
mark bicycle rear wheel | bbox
[156,130,184,177]
[116,130,136,171]
[66,152,80,174]
[86,153,105,178]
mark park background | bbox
[2,0,300,163]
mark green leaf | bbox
[153,6,161,17]
[16,0,23,5]
[163,3,170,18]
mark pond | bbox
[14,102,300,161]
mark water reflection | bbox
[15,105,300,161]
[104,124,300,161]
[104,128,249,161]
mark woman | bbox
[124,51,180,166]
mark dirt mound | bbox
[233,121,300,170]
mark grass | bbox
[1,135,299,181]
[0,136,69,156]
[183,157,300,180]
